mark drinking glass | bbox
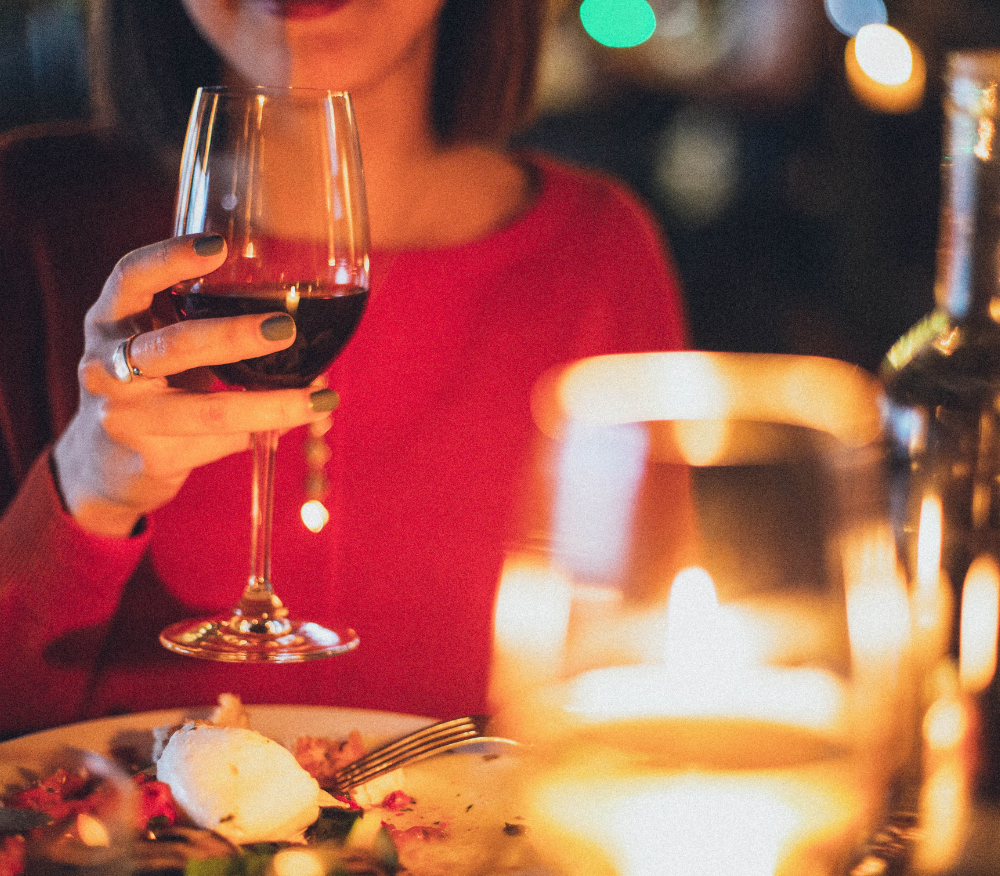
[491,352,935,876]
[159,86,369,662]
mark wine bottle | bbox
[881,49,1000,798]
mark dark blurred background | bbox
[3,0,1000,372]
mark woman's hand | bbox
[52,234,338,538]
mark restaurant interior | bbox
[5,2,1000,876]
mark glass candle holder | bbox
[491,352,942,876]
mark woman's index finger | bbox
[92,234,227,325]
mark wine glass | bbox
[159,85,369,662]
[490,353,931,876]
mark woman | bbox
[0,0,687,736]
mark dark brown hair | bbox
[89,0,549,151]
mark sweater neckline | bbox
[369,152,569,261]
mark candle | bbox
[501,569,899,876]
[525,734,872,876]
[912,494,953,664]
[907,553,1000,873]
[492,351,914,876]
[555,568,847,732]
[958,555,1000,695]
[914,660,977,874]
[896,542,993,873]
[955,553,999,808]
[490,553,573,706]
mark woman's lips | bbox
[254,0,352,20]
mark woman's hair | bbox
[88,0,549,152]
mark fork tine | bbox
[338,717,479,776]
[330,715,491,793]
[337,735,477,789]
[334,717,481,782]
[345,723,479,774]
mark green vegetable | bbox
[184,844,279,876]
[0,807,52,834]
[180,815,400,876]
[307,807,364,844]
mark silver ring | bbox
[111,334,144,383]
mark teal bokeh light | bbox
[580,0,657,49]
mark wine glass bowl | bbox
[170,85,370,391]
[159,86,369,662]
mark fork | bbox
[327,714,513,795]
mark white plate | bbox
[0,705,534,876]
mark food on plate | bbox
[210,693,252,730]
[295,730,367,786]
[156,722,333,844]
[151,691,250,762]
[0,760,177,875]
[0,697,527,876]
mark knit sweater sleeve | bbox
[0,448,149,732]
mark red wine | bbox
[172,283,368,389]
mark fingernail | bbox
[261,314,294,341]
[193,234,225,256]
[309,389,339,413]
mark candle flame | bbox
[916,494,943,595]
[663,567,720,670]
[924,695,967,752]
[959,554,1000,693]
[491,555,575,718]
[492,555,572,669]
[912,494,952,661]
[843,525,911,666]
[563,567,844,729]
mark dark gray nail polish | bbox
[309,389,339,413]
[193,234,225,256]
[261,314,294,341]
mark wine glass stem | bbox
[247,429,279,601]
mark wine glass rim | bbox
[195,84,351,100]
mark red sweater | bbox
[0,126,687,737]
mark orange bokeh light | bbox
[845,24,926,113]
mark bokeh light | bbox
[300,499,330,533]
[657,0,699,39]
[824,0,886,37]
[855,23,912,85]
[580,0,657,49]
[655,106,739,226]
[959,555,1000,694]
[271,847,326,876]
[845,24,926,113]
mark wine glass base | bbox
[159,616,359,663]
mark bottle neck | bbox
[936,74,1000,322]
